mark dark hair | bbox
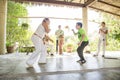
[43,18,49,22]
[58,25,61,27]
[101,22,105,25]
[76,22,82,28]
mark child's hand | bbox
[100,29,104,32]
[77,42,81,46]
[72,29,74,32]
[51,40,54,43]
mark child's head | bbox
[101,22,105,27]
[42,18,50,26]
[58,25,61,29]
[76,22,82,30]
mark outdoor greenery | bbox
[6,1,119,53]
[90,13,120,51]
[7,1,32,52]
[102,13,120,51]
[63,36,78,52]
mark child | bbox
[72,22,89,64]
[94,22,108,57]
[26,18,50,68]
[43,34,54,56]
[55,25,64,55]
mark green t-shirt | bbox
[77,28,88,41]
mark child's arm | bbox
[99,29,101,34]
[72,29,77,35]
[43,23,50,33]
[101,29,108,34]
[46,35,54,43]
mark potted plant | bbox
[6,41,15,53]
[66,43,73,53]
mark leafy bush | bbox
[7,1,33,50]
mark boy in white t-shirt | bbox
[94,22,108,57]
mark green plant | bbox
[63,42,75,52]
[6,41,16,53]
[21,23,29,30]
[100,13,120,51]
[67,44,73,47]
[7,1,33,50]
[6,41,14,47]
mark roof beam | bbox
[13,16,82,20]
[12,16,100,23]
[98,0,120,9]
[12,0,85,7]
[84,0,95,6]
[89,6,120,17]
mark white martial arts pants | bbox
[96,37,106,55]
[26,35,47,67]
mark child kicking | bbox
[72,22,89,64]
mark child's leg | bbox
[56,40,58,53]
[96,38,101,55]
[77,42,88,61]
[77,46,84,60]
[102,38,106,56]
[59,38,63,55]
[38,44,47,63]
[26,36,43,67]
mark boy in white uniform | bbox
[94,22,108,57]
[26,18,50,68]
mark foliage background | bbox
[7,1,120,53]
[90,13,120,51]
[7,1,32,48]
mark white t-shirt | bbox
[99,27,108,39]
[34,24,46,39]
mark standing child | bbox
[55,25,64,55]
[94,22,108,57]
[72,22,89,64]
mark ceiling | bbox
[11,0,120,16]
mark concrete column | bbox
[82,7,88,34]
[0,0,7,54]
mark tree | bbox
[7,1,31,47]
[100,13,120,50]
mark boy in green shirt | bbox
[72,22,89,64]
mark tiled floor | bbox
[0,51,120,80]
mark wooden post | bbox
[82,7,88,34]
[0,0,7,54]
